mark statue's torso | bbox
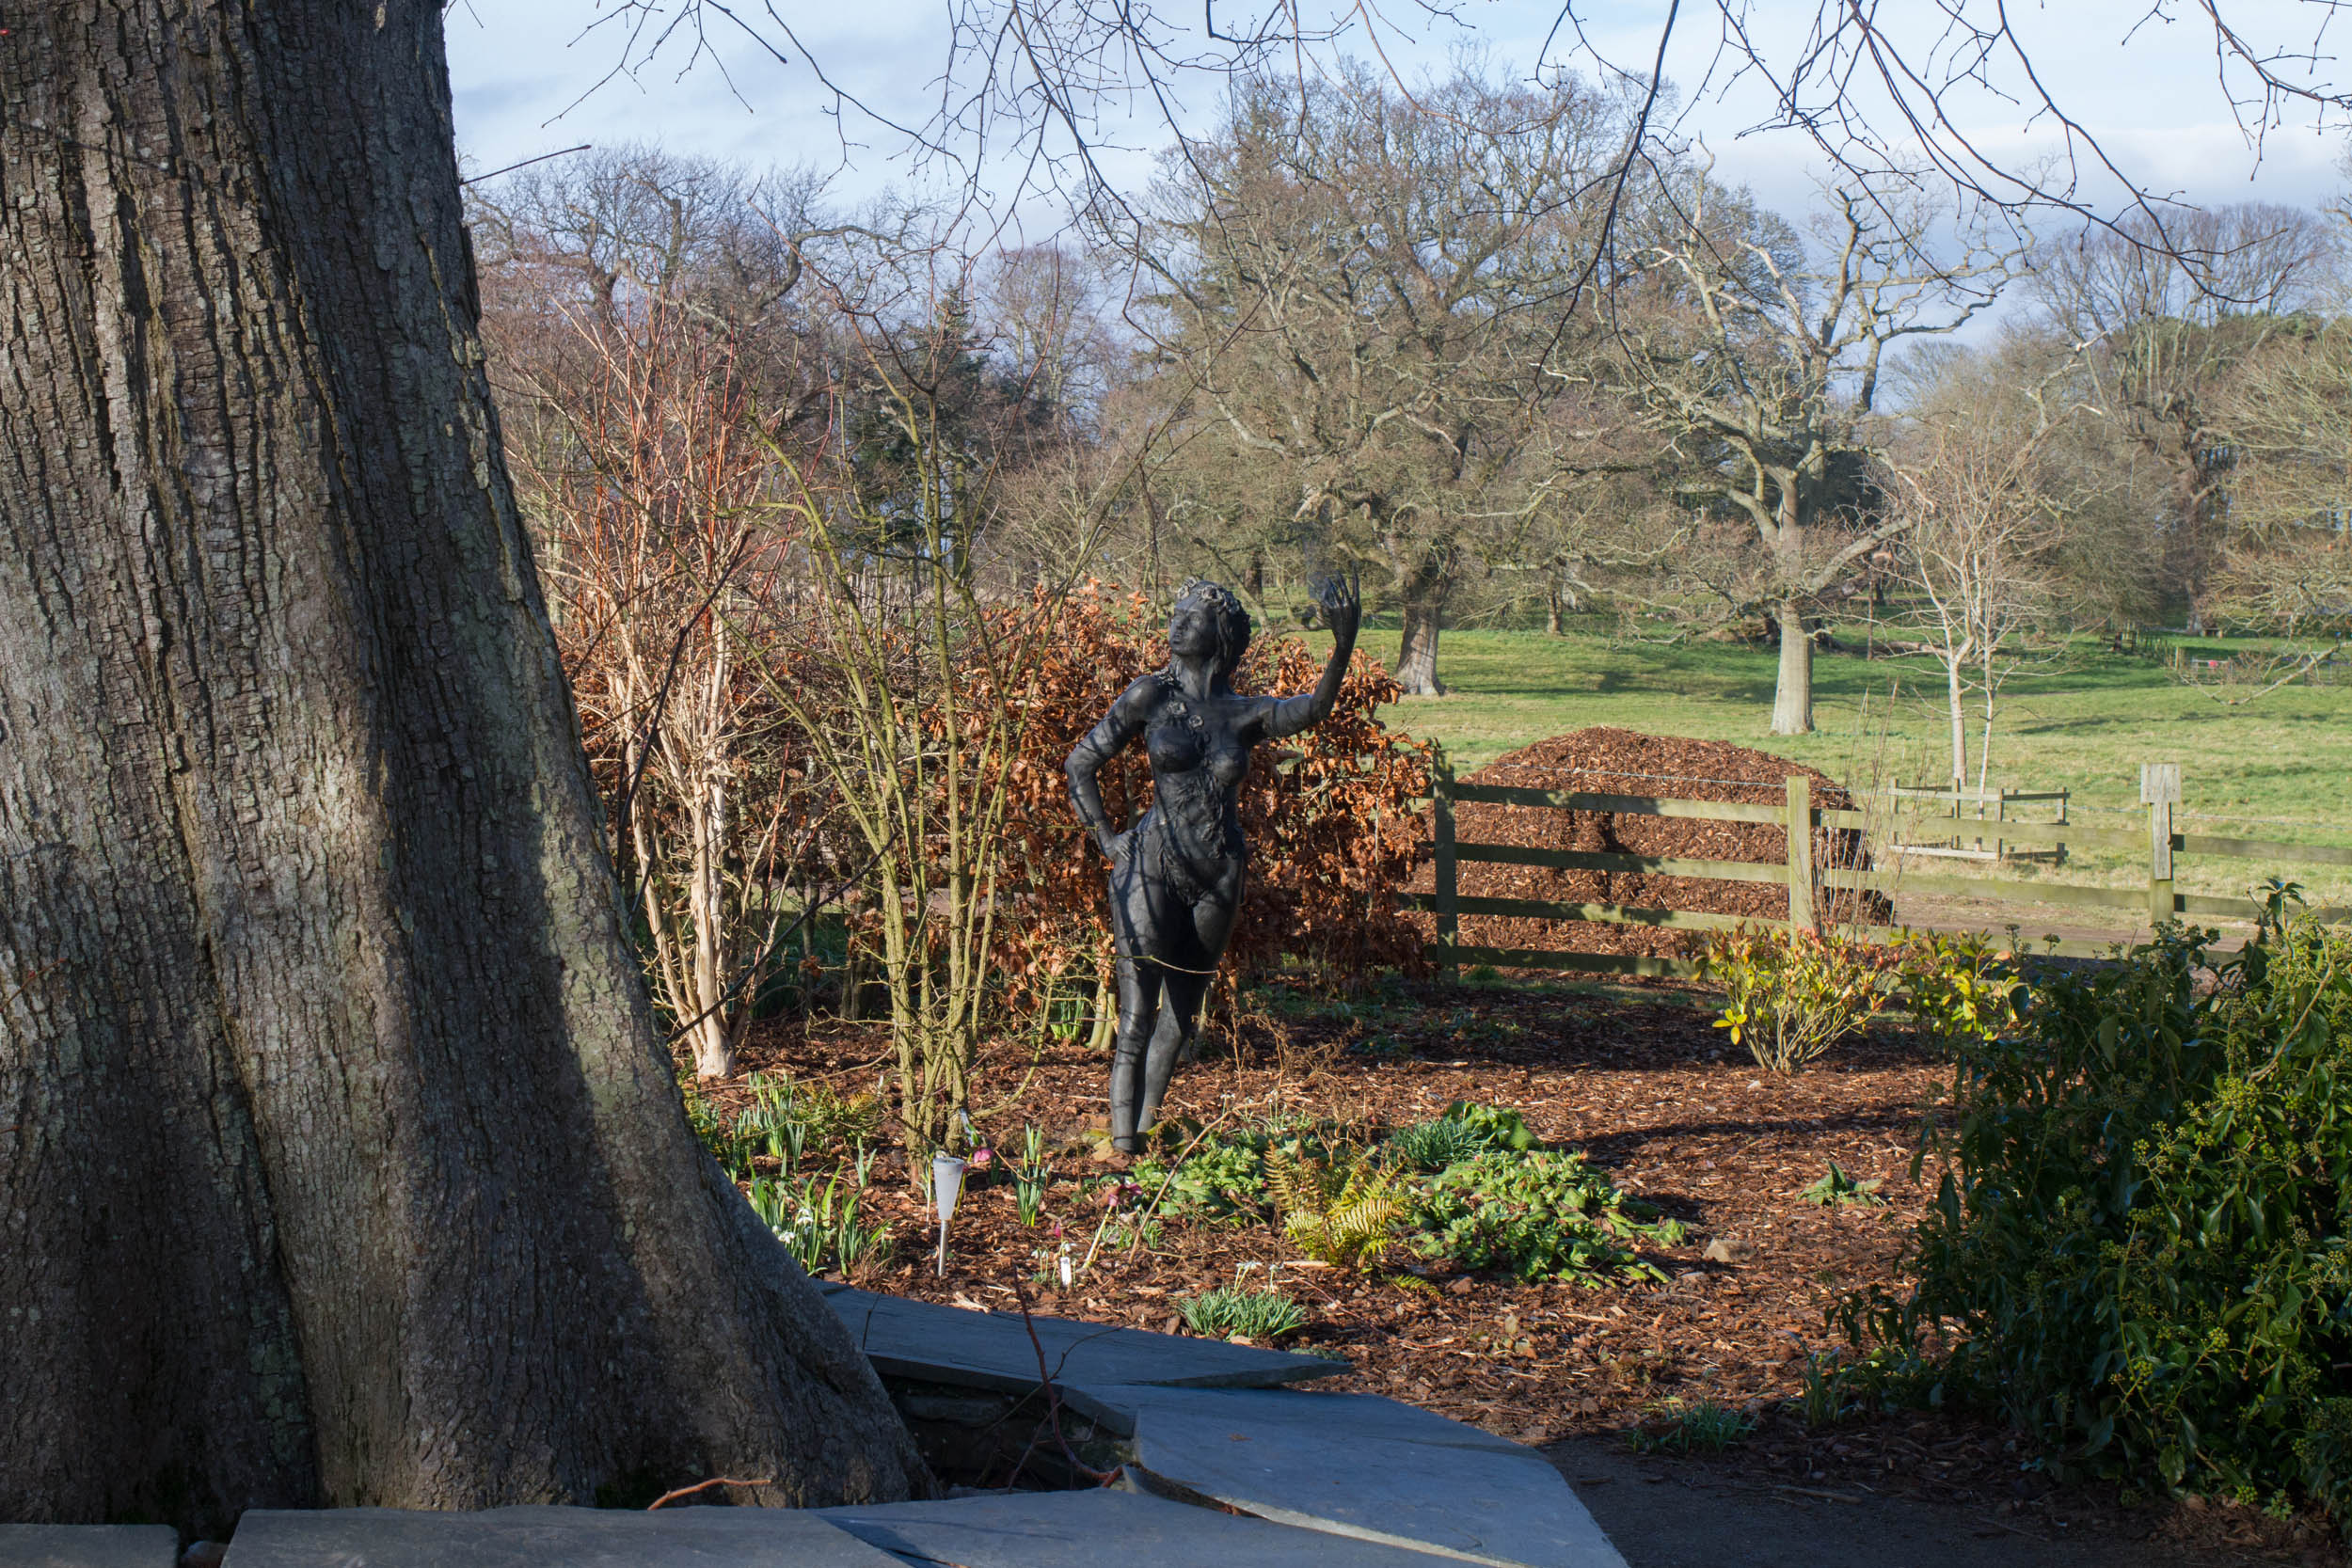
[1140,677,1249,882]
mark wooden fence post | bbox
[1786,774,1815,932]
[2141,762,2181,933]
[1434,749,1458,975]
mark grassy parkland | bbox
[1312,623,2352,910]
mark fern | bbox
[1267,1145,1403,1270]
[1263,1144,1330,1216]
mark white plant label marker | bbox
[932,1152,968,1277]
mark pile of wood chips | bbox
[1438,726,1884,960]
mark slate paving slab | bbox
[1095,1385,1628,1568]
[221,1506,901,1568]
[826,1288,1343,1395]
[0,1526,178,1568]
[1078,1385,1529,1455]
[822,1484,1464,1566]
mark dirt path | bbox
[1544,1436,2285,1568]
[1891,892,2254,953]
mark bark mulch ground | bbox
[711,976,2339,1566]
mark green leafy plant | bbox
[1383,1117,1490,1173]
[1702,926,1896,1073]
[1178,1282,1310,1341]
[724,1070,884,1180]
[747,1171,892,1276]
[1132,1138,1272,1222]
[1799,1354,1846,1428]
[1897,930,2030,1051]
[1629,1400,1756,1454]
[1796,1343,1947,1428]
[1438,1101,1541,1151]
[1413,1149,1680,1285]
[1854,915,2352,1518]
[1797,1162,1884,1208]
[684,1079,757,1179]
[1266,1145,1405,1270]
[740,1072,813,1172]
[1010,1123,1055,1227]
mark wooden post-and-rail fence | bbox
[1408,752,2352,980]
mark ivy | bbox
[1857,915,2352,1522]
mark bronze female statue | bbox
[1065,576,1362,1153]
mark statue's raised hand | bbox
[1309,571,1361,641]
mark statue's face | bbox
[1168,598,1218,661]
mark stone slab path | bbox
[22,1292,1628,1568]
[822,1486,1479,1566]
[220,1507,900,1568]
[0,1526,177,1568]
[1096,1385,1621,1568]
[824,1287,1342,1394]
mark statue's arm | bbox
[1263,575,1362,740]
[1066,676,1157,857]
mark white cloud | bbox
[444,0,2351,220]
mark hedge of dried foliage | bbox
[981,583,1432,1000]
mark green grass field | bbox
[1327,624,2352,913]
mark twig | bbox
[661,843,886,1044]
[1126,1110,1236,1259]
[461,144,592,185]
[1078,1111,1232,1275]
[645,1476,772,1509]
[1004,1277,1120,1488]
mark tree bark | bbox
[1393,557,1451,696]
[0,0,924,1534]
[1770,600,1815,735]
[1946,654,1969,787]
[1544,566,1575,637]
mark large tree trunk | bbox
[1544,564,1575,638]
[0,0,924,1535]
[1770,600,1815,735]
[1392,556,1451,696]
[1395,601,1447,694]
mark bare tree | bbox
[509,297,817,1082]
[978,244,1121,439]
[469,144,829,330]
[2190,312,2352,695]
[2216,311,2352,537]
[748,282,1123,1162]
[1884,341,2089,791]
[2030,202,2337,628]
[1126,65,1640,693]
[603,2,2352,310]
[473,148,866,1082]
[1620,173,2018,733]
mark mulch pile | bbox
[1442,727,1884,960]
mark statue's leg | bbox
[1136,887,1240,1136]
[1106,839,1166,1155]
[1107,956,1161,1152]
[1137,966,1210,1135]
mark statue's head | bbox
[1169,579,1252,680]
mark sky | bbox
[444,0,2352,240]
